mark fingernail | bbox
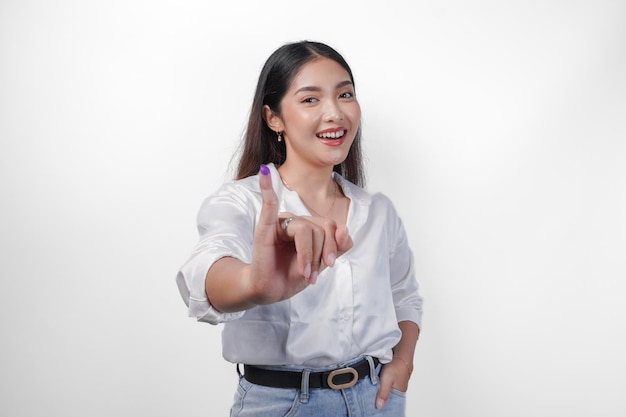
[309,271,318,285]
[376,399,385,409]
[303,263,311,279]
[326,253,336,267]
[259,164,269,176]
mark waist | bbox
[243,357,380,390]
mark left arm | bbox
[376,320,420,409]
[375,196,423,409]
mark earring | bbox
[277,131,283,142]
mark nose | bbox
[324,99,344,122]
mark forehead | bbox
[288,57,352,91]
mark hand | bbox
[248,165,352,304]
[376,357,412,409]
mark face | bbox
[266,57,361,169]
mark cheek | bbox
[283,109,318,130]
[346,102,361,123]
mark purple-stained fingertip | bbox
[259,164,270,176]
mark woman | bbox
[176,40,423,416]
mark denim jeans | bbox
[230,357,406,417]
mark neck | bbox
[277,163,336,199]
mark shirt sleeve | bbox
[387,200,424,330]
[176,181,258,325]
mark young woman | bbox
[176,40,423,416]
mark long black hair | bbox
[235,41,365,186]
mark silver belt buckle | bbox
[327,367,358,390]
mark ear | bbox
[263,105,284,133]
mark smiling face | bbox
[265,57,361,170]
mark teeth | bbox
[317,130,345,139]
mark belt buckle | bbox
[327,366,358,390]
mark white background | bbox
[1,1,625,416]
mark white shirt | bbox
[176,163,423,368]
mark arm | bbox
[205,258,255,313]
[375,196,423,408]
[392,320,420,376]
[204,165,353,314]
[376,320,420,409]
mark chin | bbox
[327,154,349,167]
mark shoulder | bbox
[195,174,263,224]
[198,163,286,214]
[206,173,261,203]
[370,191,395,208]
[219,175,260,195]
[368,189,399,217]
[371,193,405,231]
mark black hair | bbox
[235,40,364,186]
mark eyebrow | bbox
[294,80,354,95]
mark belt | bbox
[243,357,379,390]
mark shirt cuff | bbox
[395,307,423,330]
[188,292,245,325]
[175,248,247,325]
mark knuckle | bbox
[322,218,337,229]
[313,227,325,239]
[292,217,310,231]
[263,195,279,208]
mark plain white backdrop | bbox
[1,1,625,416]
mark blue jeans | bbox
[230,357,406,417]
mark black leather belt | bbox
[243,357,379,390]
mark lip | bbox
[316,127,348,145]
[318,137,346,147]
[316,126,348,146]
[316,127,346,135]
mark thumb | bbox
[376,372,392,409]
[335,224,353,254]
[257,164,279,230]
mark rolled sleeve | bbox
[176,181,258,325]
[176,249,245,324]
[388,208,424,330]
[391,249,423,328]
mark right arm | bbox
[204,165,352,314]
[204,258,255,313]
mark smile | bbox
[316,130,346,139]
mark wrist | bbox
[243,264,266,305]
[393,355,413,376]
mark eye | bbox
[301,97,319,104]
[339,91,354,99]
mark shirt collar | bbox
[265,162,372,235]
[332,171,371,207]
[266,163,371,205]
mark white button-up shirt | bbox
[176,164,423,368]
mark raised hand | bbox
[248,164,352,305]
[205,165,352,313]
